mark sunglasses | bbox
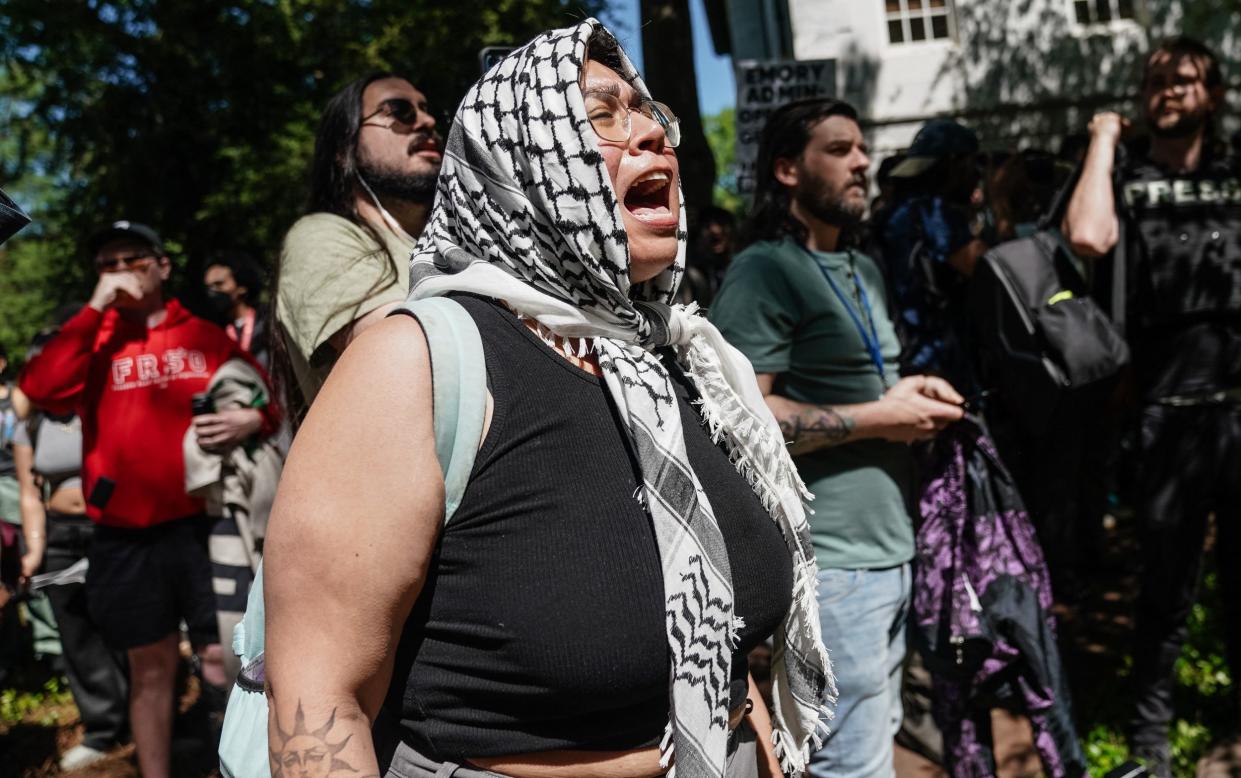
[95,253,157,273]
[360,98,424,129]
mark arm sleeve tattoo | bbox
[778,405,856,450]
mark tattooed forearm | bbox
[778,405,856,454]
[270,700,370,777]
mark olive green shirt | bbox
[276,213,414,404]
[709,237,914,570]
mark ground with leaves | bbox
[0,654,218,777]
[1060,511,1238,777]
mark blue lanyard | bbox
[801,245,889,389]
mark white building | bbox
[708,0,1241,159]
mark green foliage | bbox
[1080,568,1236,775]
[0,0,604,358]
[1084,724,1129,774]
[1170,718,1214,776]
[1176,575,1232,695]
[0,675,72,727]
[0,233,88,364]
[704,107,743,214]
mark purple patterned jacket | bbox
[914,417,1086,777]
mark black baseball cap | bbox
[86,220,166,258]
[890,119,980,178]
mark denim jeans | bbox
[808,564,912,778]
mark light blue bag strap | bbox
[389,296,487,524]
[231,296,486,666]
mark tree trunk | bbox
[639,0,717,223]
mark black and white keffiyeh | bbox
[408,19,834,777]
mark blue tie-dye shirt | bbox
[876,195,978,392]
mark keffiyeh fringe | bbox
[678,326,838,776]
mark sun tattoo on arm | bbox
[270,700,373,778]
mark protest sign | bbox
[734,59,836,193]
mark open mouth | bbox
[623,169,675,228]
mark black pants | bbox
[44,513,129,750]
[1130,403,1241,747]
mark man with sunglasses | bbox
[275,74,442,415]
[20,221,279,778]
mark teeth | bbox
[629,170,670,198]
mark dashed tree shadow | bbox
[928,0,1241,149]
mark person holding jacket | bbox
[710,98,965,778]
[20,221,279,778]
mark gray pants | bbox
[383,721,759,778]
[44,515,129,750]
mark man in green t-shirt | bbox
[710,98,964,778]
[275,73,442,416]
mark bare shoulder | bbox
[270,313,439,546]
[309,313,431,422]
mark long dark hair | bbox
[307,71,401,219]
[1142,36,1224,149]
[269,72,405,426]
[743,98,860,247]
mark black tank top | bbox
[385,295,793,759]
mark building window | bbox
[1072,0,1137,25]
[885,0,954,45]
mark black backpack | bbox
[968,166,1129,437]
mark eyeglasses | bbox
[95,253,156,273]
[360,98,424,130]
[583,91,681,148]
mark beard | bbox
[794,168,868,230]
[356,147,439,204]
[1148,107,1208,139]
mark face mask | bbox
[205,289,235,317]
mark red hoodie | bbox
[20,298,279,529]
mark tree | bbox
[0,0,604,359]
[703,107,742,213]
[639,0,716,223]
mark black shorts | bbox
[86,514,219,650]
